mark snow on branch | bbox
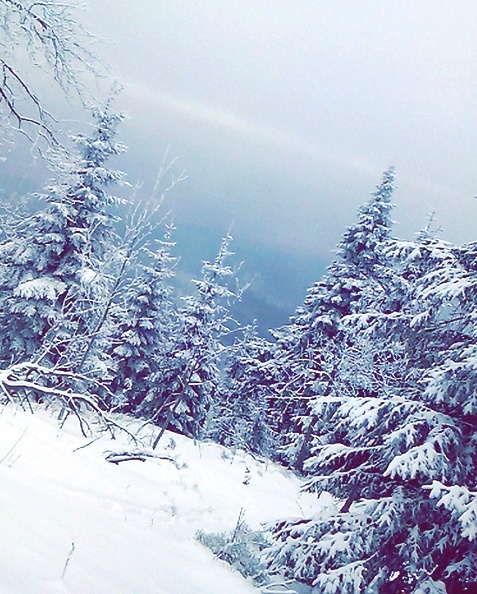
[0,361,138,440]
[103,449,180,467]
[427,481,477,541]
[0,0,104,145]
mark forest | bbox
[0,2,476,593]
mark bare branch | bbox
[0,360,139,441]
[0,0,105,146]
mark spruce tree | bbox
[110,225,177,413]
[271,167,396,469]
[0,106,125,372]
[152,233,240,443]
[211,323,276,457]
[264,176,477,592]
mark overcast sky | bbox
[5,1,475,329]
[78,0,477,262]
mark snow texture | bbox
[0,405,322,593]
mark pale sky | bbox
[79,0,477,260]
[4,1,477,329]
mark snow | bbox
[13,278,67,301]
[0,405,322,593]
[80,268,98,285]
[429,481,477,541]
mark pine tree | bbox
[271,167,396,469]
[264,177,477,592]
[152,233,240,443]
[211,323,276,457]
[110,225,177,413]
[0,106,125,372]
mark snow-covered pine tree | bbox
[109,224,177,413]
[0,199,72,363]
[211,323,276,457]
[152,232,241,444]
[408,237,477,590]
[0,106,125,374]
[270,167,396,470]
[264,180,477,592]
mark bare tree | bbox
[0,0,102,145]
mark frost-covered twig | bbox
[0,361,139,441]
[0,0,104,146]
[61,541,75,580]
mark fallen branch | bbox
[104,449,177,466]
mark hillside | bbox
[0,405,325,594]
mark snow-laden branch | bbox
[0,360,138,440]
[427,481,477,541]
[0,0,104,145]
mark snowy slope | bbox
[0,405,324,594]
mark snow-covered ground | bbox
[0,404,325,593]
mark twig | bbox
[61,541,75,580]
[0,426,27,465]
[72,434,102,453]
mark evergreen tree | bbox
[211,323,276,457]
[0,106,125,371]
[271,167,396,469]
[110,225,177,412]
[264,177,477,592]
[152,233,240,443]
